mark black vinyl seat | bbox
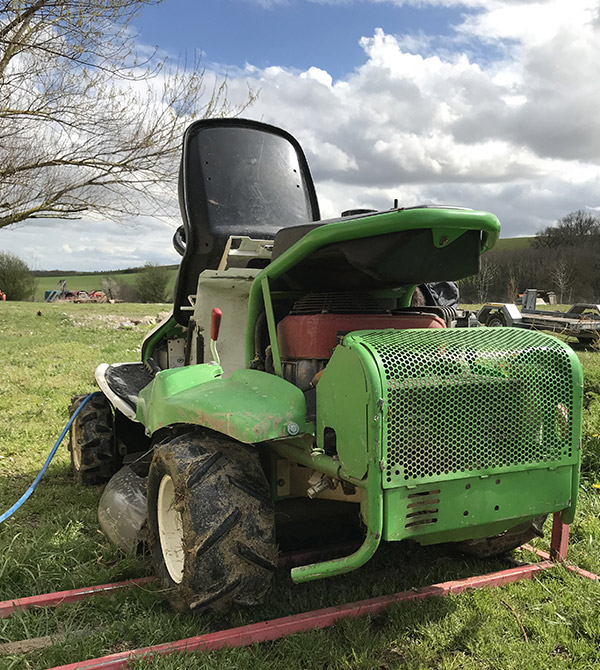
[174,118,320,324]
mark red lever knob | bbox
[210,307,222,341]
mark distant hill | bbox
[495,237,534,251]
[33,265,179,277]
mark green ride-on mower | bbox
[69,118,583,613]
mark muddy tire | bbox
[68,394,118,485]
[147,430,277,613]
[456,515,547,558]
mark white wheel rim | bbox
[72,434,82,470]
[157,474,185,584]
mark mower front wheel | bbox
[68,394,118,485]
[147,431,277,613]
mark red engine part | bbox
[277,313,446,360]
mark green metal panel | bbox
[339,326,582,543]
[137,365,309,443]
[382,466,575,543]
[316,345,370,479]
[344,327,582,488]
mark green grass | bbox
[495,237,535,251]
[2,302,600,669]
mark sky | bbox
[2,0,600,271]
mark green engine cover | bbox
[318,326,583,544]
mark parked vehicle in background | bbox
[45,280,107,303]
[478,288,600,344]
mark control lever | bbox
[210,307,222,365]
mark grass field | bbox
[32,270,179,303]
[494,237,534,251]
[1,302,600,669]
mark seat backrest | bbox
[174,118,320,324]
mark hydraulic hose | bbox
[0,392,101,524]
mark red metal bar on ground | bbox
[521,544,599,581]
[49,560,562,670]
[0,578,154,619]
[550,511,570,560]
[0,545,354,620]
[518,513,598,581]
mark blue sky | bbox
[2,0,600,272]
[135,0,460,79]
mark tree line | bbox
[459,209,600,304]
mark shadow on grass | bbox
[0,507,571,670]
[0,464,560,670]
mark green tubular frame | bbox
[271,338,388,583]
[272,439,365,489]
[262,277,283,377]
[244,208,500,371]
[141,314,186,362]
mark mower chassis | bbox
[133,209,581,590]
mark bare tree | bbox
[476,259,496,304]
[506,274,519,303]
[0,0,256,229]
[551,259,573,304]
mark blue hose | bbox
[0,392,102,524]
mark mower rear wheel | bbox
[68,394,118,485]
[456,515,547,558]
[147,431,277,613]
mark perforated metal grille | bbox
[290,292,389,315]
[354,328,579,487]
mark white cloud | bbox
[300,67,333,87]
[222,4,600,235]
[1,216,180,272]
[458,0,597,46]
[5,0,600,270]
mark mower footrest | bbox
[95,362,154,421]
